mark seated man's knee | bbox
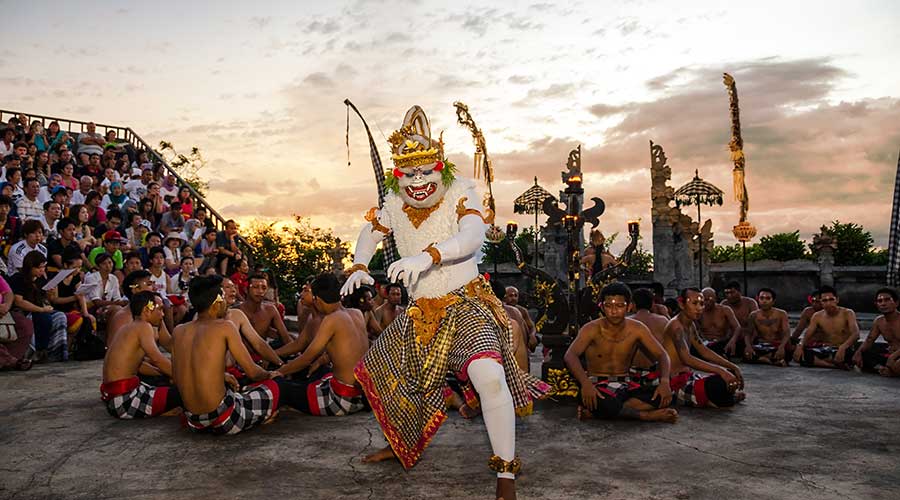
[592,394,624,419]
[703,375,735,407]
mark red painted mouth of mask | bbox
[405,182,437,201]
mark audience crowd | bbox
[0,114,259,370]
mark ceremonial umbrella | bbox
[514,176,556,266]
[888,148,900,286]
[675,170,724,288]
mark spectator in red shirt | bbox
[229,258,250,300]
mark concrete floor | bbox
[1,359,898,500]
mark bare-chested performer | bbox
[793,285,859,369]
[347,285,384,340]
[852,288,900,375]
[503,286,538,352]
[630,288,670,383]
[106,270,156,347]
[564,283,676,423]
[273,274,369,416]
[240,272,294,348]
[720,281,758,357]
[657,288,743,408]
[276,280,330,380]
[372,282,404,331]
[100,291,182,419]
[790,289,823,343]
[745,288,793,366]
[173,275,282,435]
[221,277,284,375]
[698,287,741,356]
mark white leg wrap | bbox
[468,358,516,479]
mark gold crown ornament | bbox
[388,106,445,169]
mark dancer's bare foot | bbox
[496,477,516,500]
[734,391,747,403]
[458,403,481,419]
[638,408,678,423]
[362,445,398,463]
[879,366,897,377]
[576,405,593,421]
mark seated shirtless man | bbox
[106,270,157,347]
[222,277,284,379]
[658,288,743,408]
[372,282,404,331]
[273,273,369,416]
[852,288,900,375]
[564,282,676,423]
[504,286,538,352]
[790,289,822,343]
[173,275,281,435]
[721,281,758,357]
[239,272,294,348]
[630,288,670,382]
[745,288,793,366]
[793,285,859,369]
[100,291,182,419]
[698,287,741,356]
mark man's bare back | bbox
[104,316,170,383]
[504,304,529,372]
[173,318,270,414]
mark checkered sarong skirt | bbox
[184,380,280,435]
[306,373,365,416]
[101,378,171,419]
[355,277,550,470]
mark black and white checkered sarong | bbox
[184,380,279,435]
[101,377,176,419]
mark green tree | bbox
[757,231,809,261]
[243,216,348,304]
[625,243,653,276]
[156,141,209,197]
[812,221,875,266]
[709,243,765,263]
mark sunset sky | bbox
[4,0,899,253]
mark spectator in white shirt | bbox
[76,122,105,157]
[70,176,94,206]
[81,252,128,326]
[7,219,46,275]
[16,178,43,220]
[125,167,152,202]
[37,201,61,241]
[38,173,62,204]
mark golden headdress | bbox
[388,106,444,169]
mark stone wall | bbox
[710,260,888,313]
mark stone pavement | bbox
[1,360,898,500]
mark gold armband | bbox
[488,455,522,475]
[456,197,493,224]
[423,244,442,265]
[365,207,390,235]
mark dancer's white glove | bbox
[340,270,374,297]
[387,253,433,288]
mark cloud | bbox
[588,103,628,118]
[508,75,534,85]
[302,18,340,34]
[302,72,336,88]
[249,16,272,29]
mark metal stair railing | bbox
[0,109,254,259]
